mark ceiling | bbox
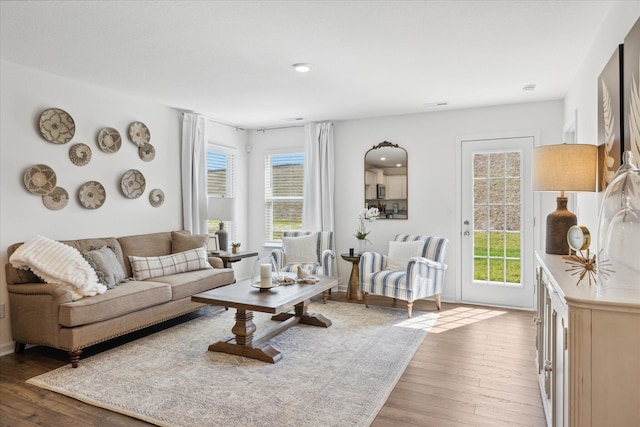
[0,1,613,129]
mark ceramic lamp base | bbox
[545,196,577,255]
[216,222,229,252]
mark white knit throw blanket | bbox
[10,235,106,300]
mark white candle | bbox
[260,264,271,287]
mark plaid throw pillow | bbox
[128,247,211,281]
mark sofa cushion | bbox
[118,232,173,278]
[171,231,208,254]
[129,248,212,281]
[59,281,171,327]
[148,268,236,300]
[81,245,126,289]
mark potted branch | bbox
[231,242,241,254]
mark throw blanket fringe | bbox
[10,235,106,300]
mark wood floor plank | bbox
[0,295,544,426]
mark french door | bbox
[460,136,534,309]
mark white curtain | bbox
[302,122,335,233]
[181,113,208,234]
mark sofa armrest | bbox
[407,257,448,296]
[271,249,284,269]
[359,252,387,288]
[207,256,224,269]
[7,283,75,348]
[321,249,335,276]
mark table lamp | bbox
[207,196,236,251]
[532,144,597,254]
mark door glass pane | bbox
[472,151,522,285]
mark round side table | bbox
[341,253,363,301]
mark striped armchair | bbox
[359,235,448,317]
[271,231,335,277]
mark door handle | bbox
[464,231,470,236]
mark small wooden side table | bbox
[210,250,258,268]
[341,253,363,301]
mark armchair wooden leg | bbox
[14,342,25,353]
[407,301,413,318]
[435,294,441,310]
[69,350,82,368]
[392,298,397,307]
[364,292,369,308]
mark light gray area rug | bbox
[28,301,437,427]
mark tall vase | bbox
[357,239,367,255]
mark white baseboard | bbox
[0,341,15,357]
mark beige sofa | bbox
[5,230,235,367]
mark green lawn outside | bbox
[272,219,302,241]
[474,231,521,283]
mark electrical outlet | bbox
[0,303,5,319]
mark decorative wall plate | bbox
[97,127,122,153]
[39,108,75,144]
[69,143,92,166]
[128,121,151,146]
[24,164,57,195]
[121,169,146,198]
[149,188,165,207]
[42,187,69,210]
[78,181,106,209]
[138,143,155,162]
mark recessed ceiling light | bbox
[396,163,402,167]
[523,84,537,92]
[292,63,311,73]
[380,157,386,161]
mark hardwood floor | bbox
[0,294,545,427]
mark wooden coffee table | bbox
[192,275,338,363]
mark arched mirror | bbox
[364,141,408,219]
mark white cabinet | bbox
[385,175,406,199]
[365,171,376,200]
[535,252,640,427]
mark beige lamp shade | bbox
[532,144,597,193]
[207,196,236,221]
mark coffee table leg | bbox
[208,309,282,363]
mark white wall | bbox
[247,101,564,300]
[564,2,640,241]
[0,60,183,353]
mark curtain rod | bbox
[255,122,333,133]
[180,112,245,131]
[255,124,305,133]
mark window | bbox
[264,152,304,243]
[207,146,235,237]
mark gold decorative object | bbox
[121,169,146,199]
[39,108,75,144]
[42,187,69,210]
[97,127,122,153]
[24,164,57,195]
[149,188,164,207]
[78,181,106,209]
[138,143,155,162]
[128,121,151,146]
[69,143,92,166]
[564,225,613,286]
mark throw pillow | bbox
[129,247,212,281]
[386,240,426,271]
[171,231,208,254]
[81,245,126,289]
[283,233,319,265]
